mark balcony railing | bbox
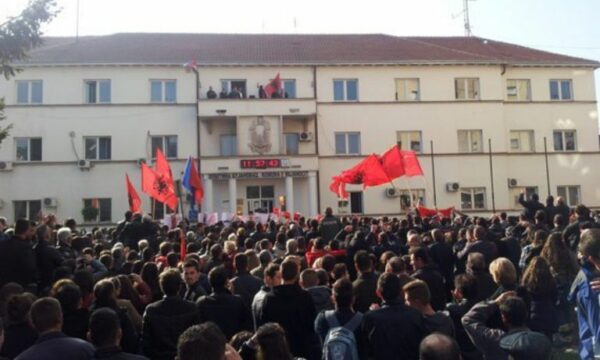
[198,98,316,117]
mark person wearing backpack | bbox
[314,279,366,359]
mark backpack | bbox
[322,310,362,360]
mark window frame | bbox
[395,78,420,101]
[84,136,112,161]
[557,185,581,207]
[455,78,480,100]
[509,130,535,152]
[334,132,361,155]
[84,79,111,104]
[220,79,247,98]
[281,79,297,99]
[219,134,238,156]
[14,137,42,162]
[506,79,531,101]
[284,132,300,155]
[16,80,43,104]
[396,130,423,153]
[333,79,359,102]
[460,187,487,210]
[457,130,483,153]
[13,200,42,221]
[150,79,177,103]
[549,79,573,101]
[398,189,426,210]
[151,135,178,159]
[82,198,112,223]
[553,130,577,152]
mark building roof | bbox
[21,33,600,67]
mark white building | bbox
[0,33,598,224]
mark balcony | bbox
[198,98,316,117]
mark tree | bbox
[0,0,58,144]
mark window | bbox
[220,79,247,98]
[455,78,480,100]
[553,130,576,151]
[457,130,483,153]
[219,134,237,156]
[395,78,420,101]
[84,80,111,103]
[152,199,174,220]
[335,132,360,155]
[282,79,296,98]
[84,137,111,160]
[511,187,538,208]
[13,200,41,221]
[396,131,422,153]
[246,185,274,213]
[506,79,531,101]
[151,135,178,158]
[557,186,580,207]
[15,138,42,161]
[16,80,43,104]
[82,198,112,222]
[333,79,358,101]
[284,133,299,155]
[399,189,425,211]
[550,80,572,101]
[349,192,364,214]
[509,130,534,152]
[150,80,177,103]
[461,187,486,210]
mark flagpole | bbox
[488,138,496,213]
[544,137,551,196]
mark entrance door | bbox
[246,185,274,213]
[230,80,247,98]
[349,192,363,214]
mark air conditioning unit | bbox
[446,182,460,192]
[136,158,147,166]
[0,161,13,172]
[299,132,313,142]
[43,197,58,208]
[508,178,518,188]
[385,188,401,198]
[78,159,91,169]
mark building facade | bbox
[0,34,598,224]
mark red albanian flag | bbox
[264,73,282,98]
[141,163,178,211]
[125,174,142,213]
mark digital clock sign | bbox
[240,159,287,169]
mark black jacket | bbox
[413,265,447,311]
[231,272,263,310]
[446,299,483,360]
[141,296,200,360]
[361,300,427,360]
[35,239,64,292]
[318,215,342,242]
[518,194,545,221]
[352,272,380,314]
[197,289,252,340]
[259,283,318,359]
[0,236,37,288]
[0,322,38,359]
[93,345,148,359]
[63,308,91,340]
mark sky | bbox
[4,0,600,107]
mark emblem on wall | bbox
[248,116,272,154]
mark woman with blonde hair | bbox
[488,257,518,300]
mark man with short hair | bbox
[445,274,482,360]
[457,225,498,266]
[259,258,318,359]
[0,219,37,289]
[16,298,94,360]
[410,247,446,311]
[197,267,252,340]
[231,253,263,309]
[56,226,77,265]
[462,293,551,360]
[352,250,380,313]
[142,269,200,360]
[569,228,600,359]
[88,308,147,359]
[361,272,427,360]
[176,323,239,360]
[319,207,342,242]
[466,252,497,302]
[300,268,333,313]
[251,263,280,330]
[35,224,64,292]
[180,260,208,302]
[404,280,455,337]
[419,333,461,360]
[250,250,272,279]
[518,191,545,221]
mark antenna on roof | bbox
[75,0,80,41]
[463,0,475,37]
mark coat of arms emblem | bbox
[248,116,272,154]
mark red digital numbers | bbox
[240,159,281,169]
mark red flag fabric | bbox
[186,157,204,204]
[141,163,178,211]
[340,154,390,188]
[380,146,406,179]
[293,212,301,222]
[329,177,349,199]
[438,207,455,218]
[417,206,438,218]
[179,230,187,261]
[264,73,282,98]
[155,148,174,184]
[400,150,424,177]
[126,174,142,213]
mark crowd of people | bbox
[0,191,599,360]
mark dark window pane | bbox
[86,81,97,103]
[28,200,41,220]
[99,81,111,103]
[151,81,162,102]
[99,138,111,160]
[99,199,111,222]
[16,139,28,161]
[565,131,576,151]
[333,80,344,101]
[285,133,299,155]
[346,80,358,101]
[17,82,28,103]
[335,133,346,154]
[31,81,43,103]
[560,81,571,100]
[348,133,360,154]
[261,186,274,198]
[166,136,177,158]
[165,81,176,102]
[30,139,42,161]
[283,80,296,98]
[153,200,165,219]
[246,186,260,199]
[550,81,559,100]
[14,201,27,220]
[553,131,563,151]
[151,137,163,157]
[85,138,97,160]
[350,192,363,213]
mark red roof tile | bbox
[21,33,600,67]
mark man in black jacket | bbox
[180,260,207,302]
[259,258,318,360]
[0,219,37,290]
[34,224,63,293]
[141,269,199,360]
[231,253,263,310]
[518,192,545,221]
[410,247,446,311]
[362,272,427,360]
[352,250,380,313]
[197,267,252,340]
[318,207,342,242]
[445,274,482,360]
[88,308,147,360]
